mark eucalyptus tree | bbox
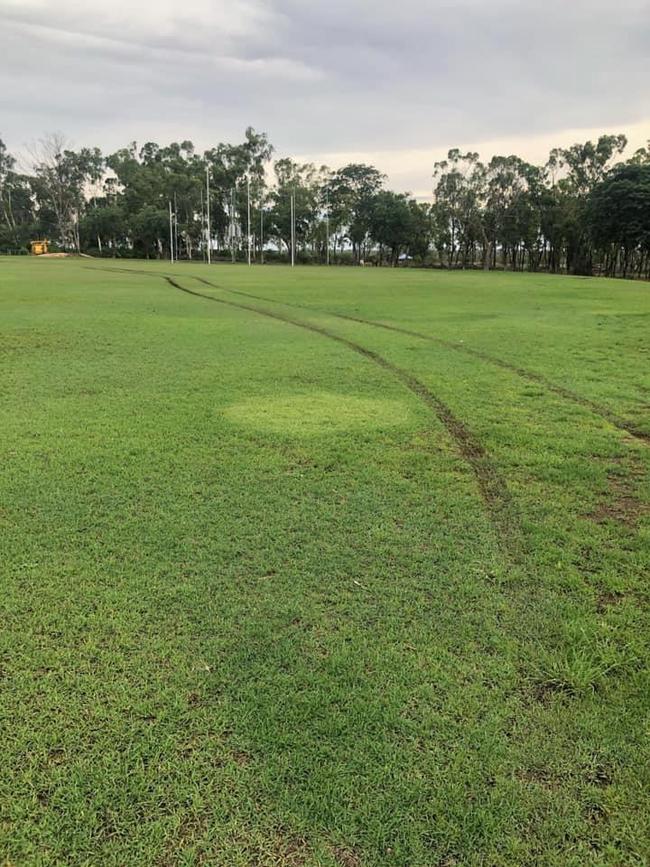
[204,127,273,256]
[106,142,167,257]
[79,201,127,256]
[551,135,628,196]
[546,135,628,273]
[366,191,430,265]
[432,150,486,268]
[407,200,433,263]
[484,156,543,270]
[588,163,650,278]
[106,140,206,258]
[6,124,650,278]
[627,140,650,165]
[0,137,36,248]
[323,164,385,263]
[30,134,103,251]
[267,158,326,258]
[79,172,129,255]
[156,141,205,258]
[0,137,17,242]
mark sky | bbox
[1,0,649,196]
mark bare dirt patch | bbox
[331,844,362,866]
[587,458,648,527]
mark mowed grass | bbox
[1,258,648,866]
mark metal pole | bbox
[290,192,295,267]
[231,188,235,263]
[168,200,174,263]
[174,192,179,260]
[205,165,211,265]
[260,206,264,265]
[247,176,251,266]
[326,190,330,266]
[200,187,205,262]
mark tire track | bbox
[88,264,648,444]
[189,275,649,446]
[101,266,520,557]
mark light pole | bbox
[260,204,264,265]
[290,191,295,267]
[247,176,251,266]
[326,190,330,266]
[174,192,179,260]
[231,188,236,263]
[205,165,211,265]
[168,200,174,263]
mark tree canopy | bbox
[1,129,649,278]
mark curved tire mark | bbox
[152,270,522,558]
[87,264,648,444]
[189,275,649,446]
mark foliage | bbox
[587,163,650,277]
[1,130,649,275]
[267,158,326,255]
[323,163,386,262]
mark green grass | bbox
[1,258,648,866]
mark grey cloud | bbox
[0,0,648,171]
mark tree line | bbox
[1,128,649,277]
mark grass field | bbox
[1,258,649,866]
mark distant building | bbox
[30,240,49,255]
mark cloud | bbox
[0,0,648,188]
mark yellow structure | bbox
[30,240,49,255]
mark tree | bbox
[0,137,36,248]
[79,201,127,256]
[267,159,325,259]
[627,140,650,166]
[406,200,432,263]
[205,127,274,257]
[432,150,486,268]
[587,163,650,278]
[30,134,103,251]
[324,164,385,263]
[5,124,649,278]
[367,191,420,265]
[547,135,628,274]
[484,156,542,271]
[0,137,16,242]
[130,205,169,259]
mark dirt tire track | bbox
[96,266,520,556]
[188,275,649,446]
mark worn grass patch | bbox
[224,392,410,436]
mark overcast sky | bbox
[1,0,649,195]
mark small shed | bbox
[30,240,49,255]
